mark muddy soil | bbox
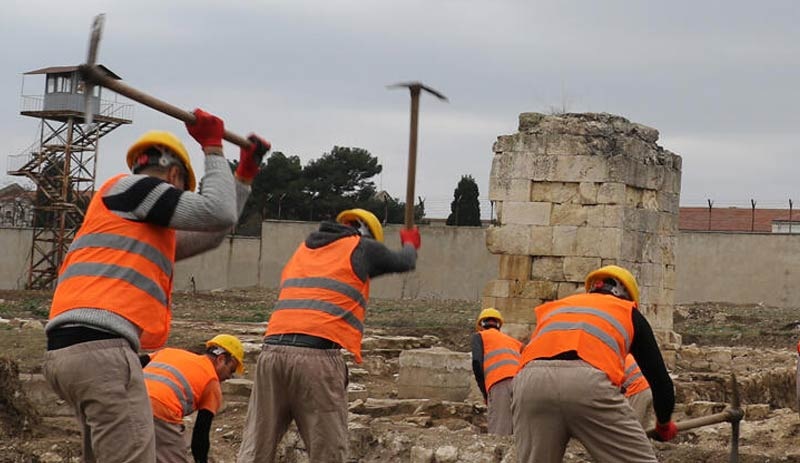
[1,288,799,462]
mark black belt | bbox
[535,350,581,361]
[47,326,123,351]
[264,333,341,350]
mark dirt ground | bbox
[1,287,800,462]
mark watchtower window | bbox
[46,74,73,94]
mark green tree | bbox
[446,175,481,226]
[301,146,382,221]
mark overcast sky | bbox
[1,1,798,217]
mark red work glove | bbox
[399,227,421,250]
[236,134,271,181]
[186,108,224,148]
[654,421,678,442]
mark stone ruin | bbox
[484,112,682,343]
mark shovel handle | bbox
[80,64,253,149]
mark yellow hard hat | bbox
[585,265,640,305]
[206,334,244,374]
[476,307,504,330]
[336,208,384,242]
[127,131,197,192]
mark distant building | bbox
[0,183,34,227]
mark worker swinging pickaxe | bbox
[387,82,447,229]
[79,14,266,151]
[647,372,744,463]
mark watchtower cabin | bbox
[7,65,133,289]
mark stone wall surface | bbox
[485,112,682,337]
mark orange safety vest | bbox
[520,292,635,386]
[621,354,650,397]
[265,235,369,362]
[479,328,522,393]
[144,348,218,422]
[49,174,176,349]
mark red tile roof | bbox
[679,207,800,232]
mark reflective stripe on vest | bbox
[622,355,649,396]
[68,233,173,277]
[147,362,195,415]
[521,293,635,386]
[59,262,168,307]
[266,235,369,362]
[537,307,631,352]
[480,329,522,392]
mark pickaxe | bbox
[387,82,447,229]
[79,14,262,150]
[647,372,744,463]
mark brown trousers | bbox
[153,417,189,463]
[512,360,657,463]
[43,338,156,463]
[237,344,348,463]
[487,377,514,435]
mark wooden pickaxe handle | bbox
[646,408,743,438]
[79,64,254,149]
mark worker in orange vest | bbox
[42,109,269,463]
[143,334,245,463]
[471,308,522,435]
[622,354,654,428]
[237,209,420,463]
[513,265,677,463]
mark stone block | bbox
[489,152,514,183]
[502,323,533,342]
[744,404,771,421]
[486,225,530,255]
[397,348,472,401]
[554,156,608,183]
[222,378,254,401]
[557,282,583,299]
[550,182,580,204]
[552,225,578,256]
[586,205,605,227]
[512,280,557,300]
[493,135,514,153]
[576,227,622,258]
[531,156,558,181]
[518,112,546,131]
[550,204,587,227]
[603,205,625,227]
[597,182,626,204]
[498,255,532,280]
[563,256,602,282]
[625,187,643,208]
[483,279,511,298]
[530,256,564,280]
[529,226,554,255]
[489,177,532,202]
[502,201,551,226]
[578,182,598,204]
[642,189,659,211]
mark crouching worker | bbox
[622,354,655,429]
[471,308,522,435]
[513,265,677,463]
[143,334,245,463]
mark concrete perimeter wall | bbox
[3,225,800,307]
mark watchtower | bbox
[7,65,133,289]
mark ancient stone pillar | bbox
[484,113,681,344]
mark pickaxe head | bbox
[387,81,448,102]
[82,13,105,126]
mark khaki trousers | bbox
[512,360,657,463]
[43,338,155,463]
[237,344,348,463]
[154,417,189,463]
[627,389,654,429]
[487,377,514,435]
